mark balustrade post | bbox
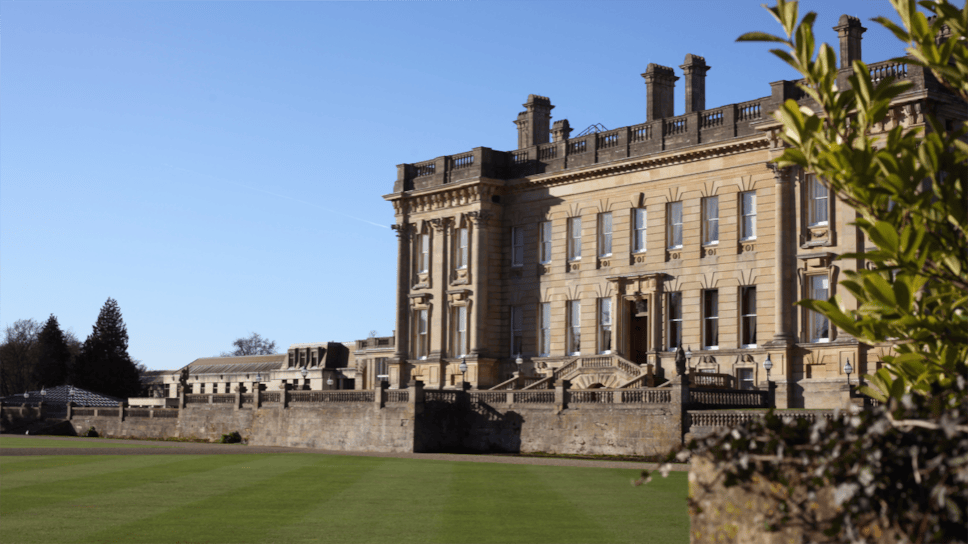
[281,384,289,409]
[254,385,261,409]
[66,402,73,420]
[506,391,514,405]
[179,389,186,409]
[208,394,214,405]
[375,381,387,409]
[118,401,125,423]
[614,389,624,404]
[235,390,241,411]
[555,379,570,412]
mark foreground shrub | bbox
[219,431,242,444]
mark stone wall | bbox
[68,402,416,452]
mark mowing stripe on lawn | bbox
[0,437,170,449]
[272,455,456,544]
[436,461,612,544]
[2,454,284,544]
[0,454,111,478]
[82,454,379,544]
[0,454,251,516]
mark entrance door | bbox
[629,300,650,366]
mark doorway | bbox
[629,299,650,366]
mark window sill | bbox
[740,344,758,349]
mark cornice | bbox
[507,135,769,193]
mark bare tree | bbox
[220,333,277,357]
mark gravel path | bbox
[0,435,689,472]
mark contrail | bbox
[163,163,391,229]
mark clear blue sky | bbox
[2,1,914,370]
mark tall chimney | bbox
[642,64,679,121]
[514,94,554,149]
[680,54,711,114]
[833,15,866,68]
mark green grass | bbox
[0,437,171,449]
[0,453,688,543]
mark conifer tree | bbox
[73,298,141,398]
[34,314,72,388]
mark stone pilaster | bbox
[467,211,491,357]
[768,164,796,346]
[429,218,449,360]
[391,222,413,388]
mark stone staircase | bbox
[519,355,655,390]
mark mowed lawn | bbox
[0,448,688,544]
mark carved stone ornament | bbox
[465,210,492,227]
[675,346,686,376]
[391,223,414,240]
[428,217,448,232]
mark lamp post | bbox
[763,354,773,384]
[255,372,261,392]
[23,391,29,400]
[844,358,853,386]
[301,367,308,390]
[459,357,468,389]
[326,376,334,390]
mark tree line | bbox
[0,297,143,399]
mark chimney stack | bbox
[833,15,866,69]
[514,95,554,149]
[551,119,572,142]
[642,64,679,121]
[680,54,711,114]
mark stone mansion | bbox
[377,15,964,409]
[153,15,964,411]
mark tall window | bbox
[807,174,829,226]
[667,292,682,349]
[539,302,551,356]
[567,300,581,355]
[568,217,582,261]
[510,306,524,355]
[598,213,613,257]
[418,233,430,274]
[455,227,468,270]
[453,306,467,357]
[808,275,830,342]
[598,298,612,354]
[740,286,757,347]
[703,290,719,349]
[511,227,524,267]
[667,202,683,249]
[539,221,552,263]
[633,208,647,253]
[702,196,719,245]
[740,191,757,240]
[416,309,429,359]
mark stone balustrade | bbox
[689,388,769,408]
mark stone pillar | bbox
[66,402,73,420]
[468,211,491,358]
[642,64,679,121]
[680,54,710,114]
[391,222,413,389]
[555,379,570,412]
[253,384,261,409]
[179,389,186,409]
[281,383,289,409]
[375,381,388,409]
[119,401,125,423]
[407,380,425,409]
[234,390,242,411]
[430,218,449,360]
[769,165,796,346]
[833,15,866,69]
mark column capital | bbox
[428,217,450,233]
[768,163,795,183]
[465,210,492,227]
[392,222,415,240]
